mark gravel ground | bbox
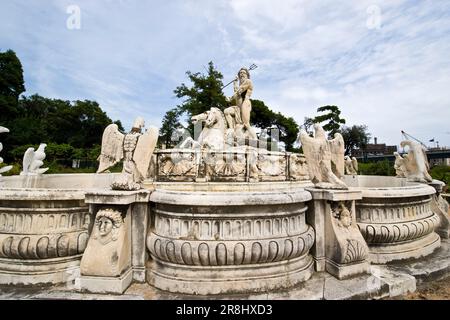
[392,275,450,300]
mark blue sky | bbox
[1,0,450,148]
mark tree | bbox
[302,117,315,134]
[3,95,121,162]
[67,100,116,148]
[251,99,299,151]
[358,159,396,176]
[159,107,184,148]
[313,105,346,137]
[0,50,123,171]
[169,62,301,151]
[0,50,25,121]
[174,61,227,118]
[339,125,371,155]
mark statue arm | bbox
[236,79,252,94]
[231,79,252,100]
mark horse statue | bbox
[179,107,227,150]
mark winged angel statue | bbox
[298,124,347,189]
[97,117,158,190]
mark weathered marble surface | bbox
[0,188,91,285]
[345,175,441,263]
[298,124,347,189]
[224,67,257,141]
[79,189,151,293]
[344,156,358,175]
[153,148,309,183]
[306,188,370,279]
[429,179,450,239]
[147,188,315,295]
[395,140,433,183]
[97,117,158,190]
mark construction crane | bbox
[401,130,428,150]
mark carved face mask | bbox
[97,216,114,236]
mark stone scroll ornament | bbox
[97,117,158,190]
[395,140,433,183]
[20,143,49,175]
[298,124,347,189]
[330,202,368,265]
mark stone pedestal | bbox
[147,188,315,295]
[306,188,370,279]
[354,183,441,264]
[429,180,450,239]
[79,190,150,294]
[0,189,91,285]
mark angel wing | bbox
[299,129,323,183]
[328,133,345,178]
[133,126,158,178]
[0,165,12,174]
[22,147,35,174]
[351,157,358,172]
[97,124,124,173]
[0,127,9,134]
[420,146,433,182]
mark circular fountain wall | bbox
[146,181,316,295]
[0,173,114,285]
[344,175,440,264]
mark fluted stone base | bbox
[147,187,315,295]
[148,254,314,295]
[368,232,441,264]
[347,176,442,264]
[0,255,81,285]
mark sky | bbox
[1,0,450,148]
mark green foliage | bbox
[0,162,20,176]
[313,105,346,137]
[0,50,25,120]
[86,145,101,162]
[45,161,96,174]
[251,99,299,151]
[168,62,300,151]
[45,143,76,160]
[358,160,396,176]
[0,49,120,174]
[174,61,227,117]
[159,107,184,148]
[430,165,450,189]
[339,125,371,155]
[2,95,118,163]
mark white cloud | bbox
[0,0,449,147]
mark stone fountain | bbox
[0,68,448,297]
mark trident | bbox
[221,64,257,89]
